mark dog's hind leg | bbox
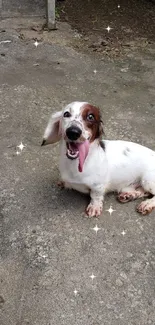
[137,197,155,215]
[118,185,149,203]
[137,172,155,215]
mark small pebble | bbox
[116,278,123,287]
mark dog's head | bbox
[42,101,104,172]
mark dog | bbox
[42,101,155,217]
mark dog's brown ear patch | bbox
[81,104,104,142]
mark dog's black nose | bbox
[66,126,82,141]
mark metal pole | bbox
[46,0,56,30]
[0,0,2,18]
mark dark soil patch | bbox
[58,0,155,57]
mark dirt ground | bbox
[58,0,155,57]
[0,2,155,324]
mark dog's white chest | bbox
[59,141,107,192]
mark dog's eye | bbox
[87,114,95,121]
[64,111,71,118]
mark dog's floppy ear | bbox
[41,111,62,146]
[99,119,105,138]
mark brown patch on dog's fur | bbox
[81,104,104,142]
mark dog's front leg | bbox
[86,185,104,218]
[57,180,72,189]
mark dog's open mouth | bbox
[66,140,89,172]
[67,142,79,160]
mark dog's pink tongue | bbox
[77,140,89,172]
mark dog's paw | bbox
[57,181,72,190]
[85,202,103,218]
[57,181,65,189]
[118,189,149,203]
[137,199,155,215]
[118,192,136,203]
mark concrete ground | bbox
[0,17,155,325]
[0,0,45,18]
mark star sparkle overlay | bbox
[74,289,78,296]
[89,273,96,282]
[93,69,97,74]
[34,40,39,47]
[121,230,126,236]
[92,225,101,234]
[105,26,113,33]
[16,142,26,156]
[106,205,116,215]
[17,142,25,151]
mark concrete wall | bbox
[0,0,46,18]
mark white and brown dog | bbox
[42,101,155,217]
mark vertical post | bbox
[46,0,56,30]
[0,0,2,18]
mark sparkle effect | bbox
[118,5,120,8]
[16,150,21,155]
[106,205,116,215]
[105,26,112,33]
[34,40,39,47]
[121,230,126,236]
[92,225,101,234]
[74,289,78,296]
[17,142,25,151]
[93,69,97,74]
[90,273,96,281]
